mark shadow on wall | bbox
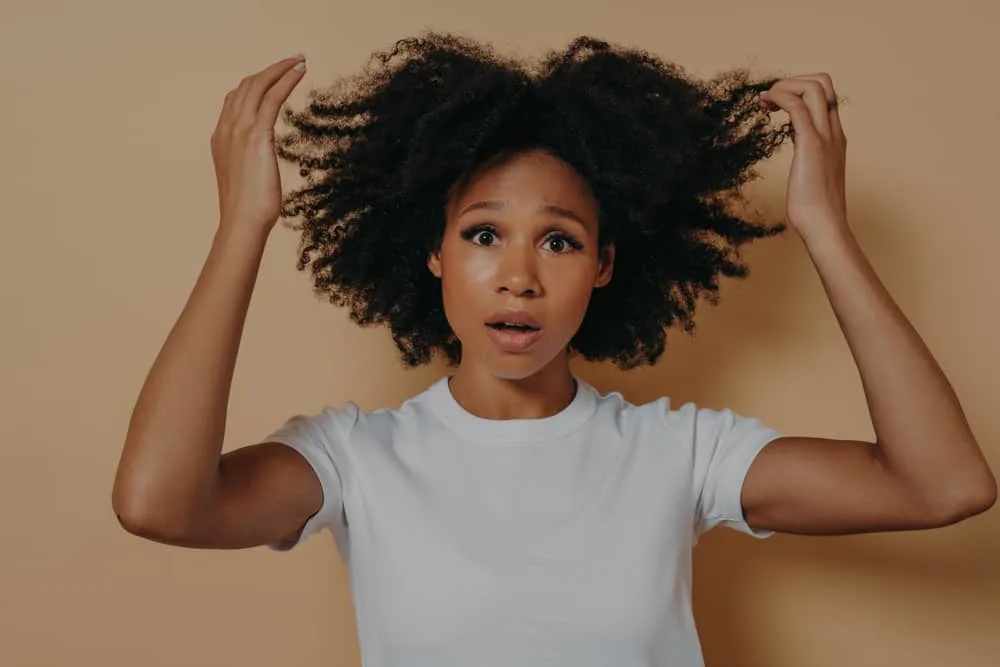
[579,185,999,666]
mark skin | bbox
[740,75,996,533]
[427,150,614,421]
[112,56,995,553]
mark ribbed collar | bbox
[424,374,598,444]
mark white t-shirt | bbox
[266,375,782,667]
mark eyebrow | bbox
[457,200,589,227]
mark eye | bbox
[543,233,583,254]
[460,224,498,246]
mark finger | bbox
[229,75,254,128]
[236,55,306,125]
[215,87,241,134]
[216,70,262,133]
[256,61,307,129]
[760,88,820,145]
[794,73,846,146]
[764,78,831,141]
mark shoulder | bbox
[587,382,688,433]
[587,382,770,448]
[274,401,363,441]
[292,379,447,447]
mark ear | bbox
[427,248,443,278]
[594,243,615,288]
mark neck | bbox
[447,355,576,420]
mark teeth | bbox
[492,322,536,330]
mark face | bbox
[427,149,614,380]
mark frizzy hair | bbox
[276,32,796,368]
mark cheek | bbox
[437,235,490,280]
[545,265,599,318]
[437,248,490,329]
[448,250,496,286]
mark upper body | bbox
[112,35,996,667]
[266,374,781,667]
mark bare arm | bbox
[742,222,995,534]
[112,55,321,548]
[740,75,995,536]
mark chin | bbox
[462,344,569,382]
[490,362,550,381]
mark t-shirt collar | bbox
[426,374,598,444]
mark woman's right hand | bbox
[211,55,307,233]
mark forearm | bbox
[802,221,996,510]
[113,222,271,532]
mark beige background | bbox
[3,1,998,665]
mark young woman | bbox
[112,34,996,667]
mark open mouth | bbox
[484,313,544,352]
[485,311,543,331]
[486,322,541,333]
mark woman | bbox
[112,34,996,667]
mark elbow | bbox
[967,473,999,516]
[925,472,997,527]
[958,464,999,518]
[112,484,195,544]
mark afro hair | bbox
[276,32,795,369]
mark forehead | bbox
[447,149,597,217]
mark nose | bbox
[495,243,541,297]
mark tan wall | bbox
[2,1,997,665]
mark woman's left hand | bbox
[760,74,848,239]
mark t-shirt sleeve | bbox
[665,402,783,539]
[263,403,359,553]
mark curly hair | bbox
[276,32,795,369]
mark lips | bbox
[485,311,542,331]
[484,310,543,353]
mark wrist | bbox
[215,217,274,248]
[796,216,854,251]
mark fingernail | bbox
[293,60,306,70]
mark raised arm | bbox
[739,75,995,536]
[112,55,322,549]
